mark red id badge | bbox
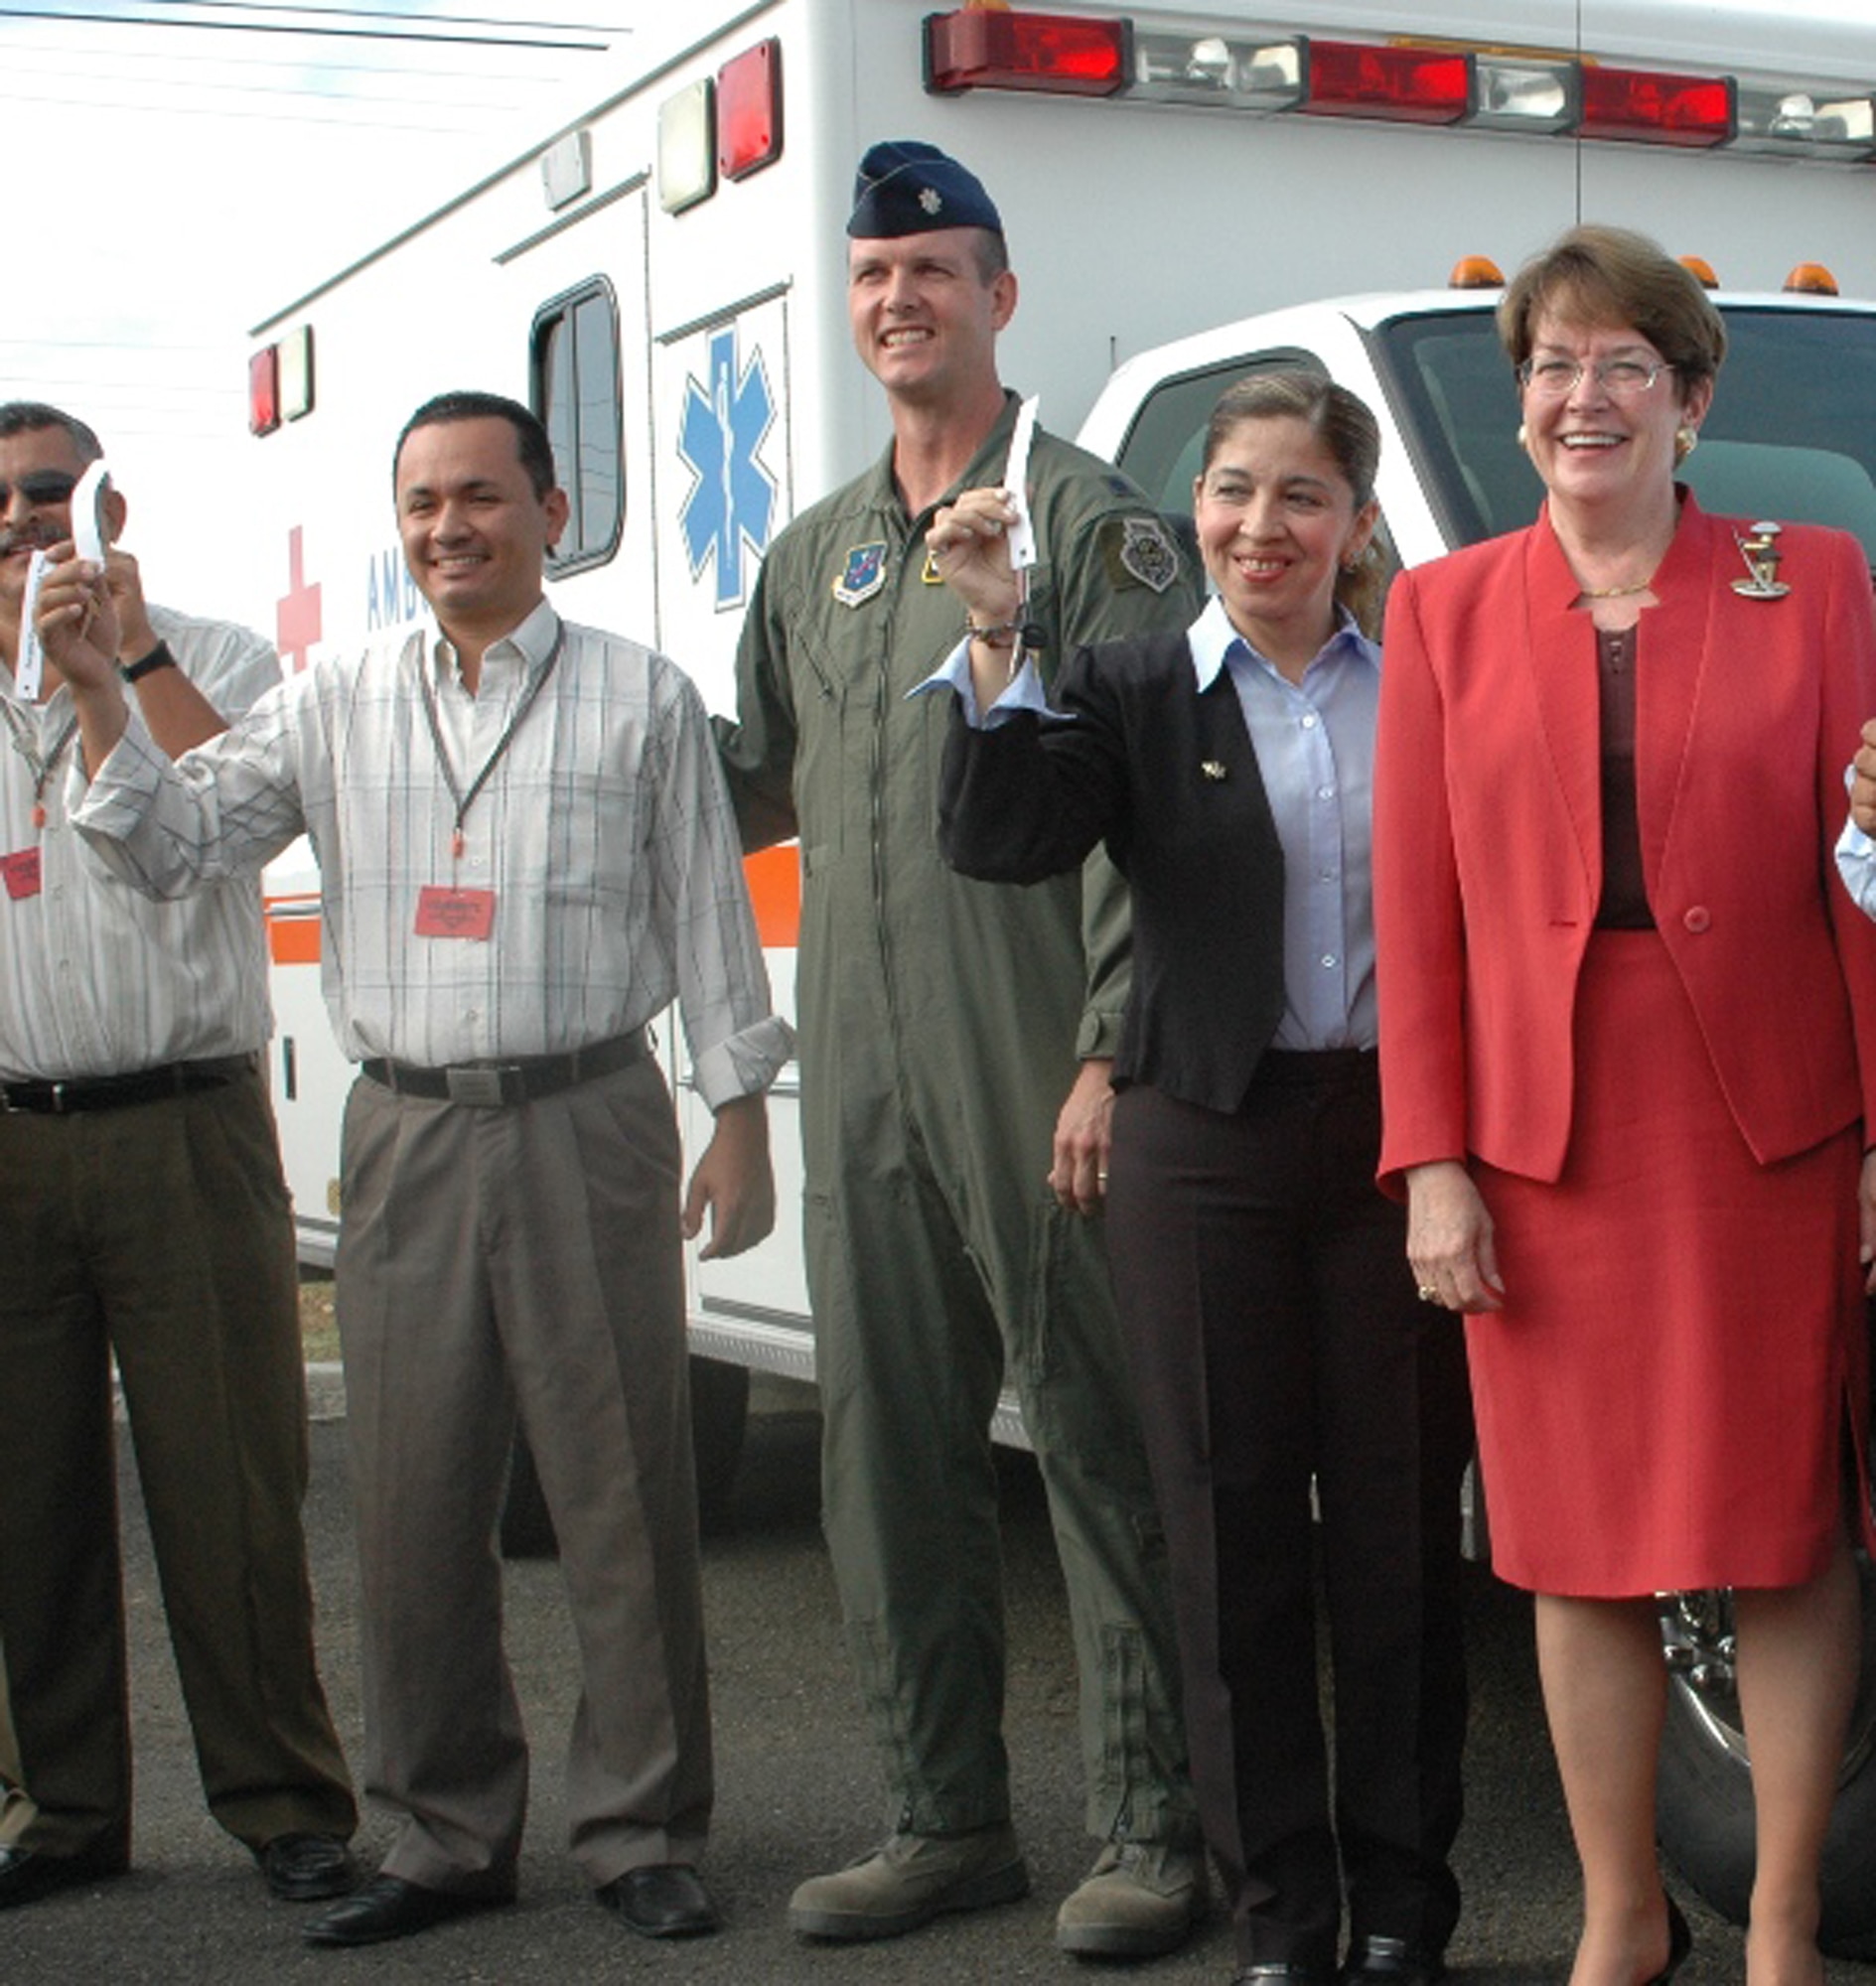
[414,885,496,940]
[2,848,42,901]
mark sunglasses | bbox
[0,470,80,510]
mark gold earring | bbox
[1516,423,1529,450]
[1674,425,1698,464]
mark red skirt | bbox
[1469,930,1867,1597]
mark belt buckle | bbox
[445,1065,511,1108]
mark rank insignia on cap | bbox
[848,140,1001,240]
[833,542,889,607]
[1104,515,1181,595]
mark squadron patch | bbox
[833,542,889,607]
[1103,515,1182,595]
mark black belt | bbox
[1254,1047,1378,1086]
[361,1029,649,1107]
[0,1054,256,1116]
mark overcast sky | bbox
[4,0,626,624]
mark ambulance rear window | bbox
[1110,347,1322,523]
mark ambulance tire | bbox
[1656,1561,1876,1957]
[496,1358,751,1557]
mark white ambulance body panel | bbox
[246,0,1876,1401]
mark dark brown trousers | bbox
[0,1068,355,1858]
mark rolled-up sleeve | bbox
[652,669,794,1109]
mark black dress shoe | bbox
[1342,1934,1448,1984]
[257,1832,360,1902]
[595,1863,719,1938]
[0,1841,130,1911]
[303,1874,510,1946]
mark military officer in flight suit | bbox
[717,141,1205,1958]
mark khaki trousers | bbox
[336,1058,710,1893]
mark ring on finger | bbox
[1416,1284,1439,1303]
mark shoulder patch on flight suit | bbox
[1100,515,1182,595]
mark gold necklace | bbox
[1576,576,1655,600]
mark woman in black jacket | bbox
[928,371,1473,1986]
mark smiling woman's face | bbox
[1519,310,1711,519]
[1192,413,1375,666]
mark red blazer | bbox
[1374,495,1876,1191]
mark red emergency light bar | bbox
[917,9,1834,162]
[1303,39,1473,124]
[925,7,1131,97]
[1579,65,1735,147]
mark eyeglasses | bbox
[1515,356,1674,398]
[0,470,79,510]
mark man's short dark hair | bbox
[393,391,557,500]
[970,228,1009,285]
[0,401,104,466]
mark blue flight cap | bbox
[847,140,1003,240]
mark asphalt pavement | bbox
[3,1387,1872,1984]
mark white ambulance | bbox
[243,0,1876,1938]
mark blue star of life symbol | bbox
[677,327,779,610]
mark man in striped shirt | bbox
[46,391,792,1949]
[0,402,359,1913]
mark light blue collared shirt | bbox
[921,595,1380,1051]
[1188,596,1379,1051]
[915,633,1064,729]
[1835,804,1876,920]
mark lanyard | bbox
[3,702,78,831]
[416,623,565,860]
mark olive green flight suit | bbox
[718,395,1201,1844]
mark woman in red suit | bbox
[1374,224,1876,1986]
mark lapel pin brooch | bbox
[1732,519,1791,600]
[1201,760,1227,781]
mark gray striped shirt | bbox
[74,600,791,1108]
[1,604,278,1081]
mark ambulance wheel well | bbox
[1656,1561,1876,1955]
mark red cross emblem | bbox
[276,526,322,674]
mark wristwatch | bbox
[122,640,177,684]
